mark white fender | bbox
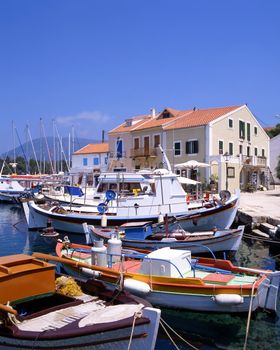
[124,278,151,295]
[81,267,101,278]
[213,294,244,305]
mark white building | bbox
[270,134,280,184]
[70,143,109,186]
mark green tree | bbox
[276,157,280,180]
[267,124,280,138]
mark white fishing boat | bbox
[0,177,28,202]
[22,170,239,234]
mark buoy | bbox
[91,239,107,267]
[81,268,101,278]
[101,213,107,228]
[213,294,244,305]
[124,278,151,295]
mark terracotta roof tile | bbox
[164,106,241,130]
[109,114,151,134]
[109,105,242,134]
[74,143,109,155]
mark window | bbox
[254,126,258,136]
[254,147,258,156]
[186,140,199,154]
[247,122,251,142]
[162,111,170,119]
[229,142,233,156]
[134,138,140,150]
[218,140,224,154]
[262,149,265,157]
[143,136,150,156]
[116,138,123,159]
[104,157,108,165]
[239,120,245,139]
[174,142,181,156]
[228,118,233,128]
[83,158,88,166]
[93,157,99,166]
[247,146,250,157]
[154,134,160,148]
[239,145,243,155]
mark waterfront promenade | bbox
[238,187,280,226]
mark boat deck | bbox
[64,248,260,287]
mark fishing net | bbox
[55,276,83,297]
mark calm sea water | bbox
[1,203,280,350]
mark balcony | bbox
[239,155,267,167]
[130,147,158,159]
[109,151,127,159]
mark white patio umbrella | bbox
[175,160,210,169]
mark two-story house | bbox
[70,143,109,186]
[108,104,270,193]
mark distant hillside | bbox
[1,137,104,160]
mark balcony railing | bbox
[130,147,158,158]
[239,155,267,167]
[109,151,127,159]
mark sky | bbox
[0,0,279,154]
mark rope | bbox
[160,317,199,350]
[243,233,280,245]
[160,319,180,350]
[243,280,257,350]
[127,311,142,350]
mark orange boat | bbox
[50,238,280,314]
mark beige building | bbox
[108,105,271,193]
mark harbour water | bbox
[1,203,280,350]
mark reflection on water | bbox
[0,204,280,350]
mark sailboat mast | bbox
[52,119,56,174]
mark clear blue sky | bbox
[0,0,279,153]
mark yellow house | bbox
[108,105,270,193]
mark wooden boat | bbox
[51,239,280,314]
[0,254,160,350]
[86,221,245,255]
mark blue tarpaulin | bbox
[64,186,84,197]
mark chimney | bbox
[102,130,105,143]
[150,107,156,118]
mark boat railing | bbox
[71,245,221,278]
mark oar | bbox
[32,252,122,279]
[0,303,18,315]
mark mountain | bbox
[1,137,103,160]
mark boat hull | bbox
[111,228,244,254]
[23,195,239,234]
[0,307,160,350]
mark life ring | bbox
[97,202,108,214]
[105,190,116,201]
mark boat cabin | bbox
[0,254,55,304]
